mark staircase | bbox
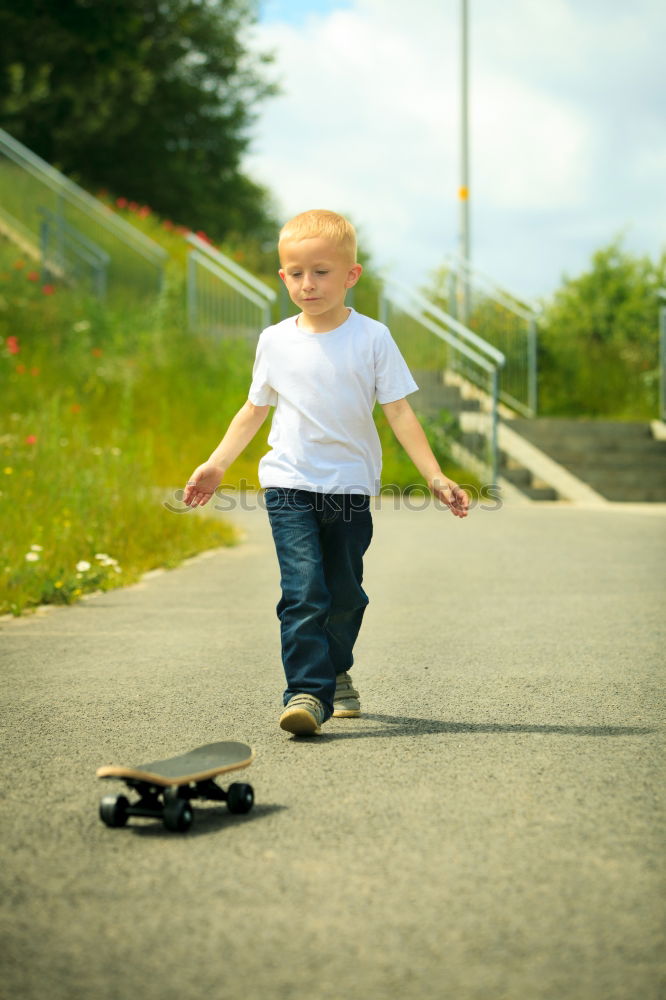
[508,419,666,502]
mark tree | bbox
[537,239,666,418]
[0,0,277,240]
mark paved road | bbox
[1,496,665,1000]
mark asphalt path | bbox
[1,495,665,1000]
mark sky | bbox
[245,0,666,300]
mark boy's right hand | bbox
[183,462,224,507]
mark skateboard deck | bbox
[97,741,255,832]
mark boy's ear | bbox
[278,269,286,282]
[345,263,363,288]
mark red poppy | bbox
[42,284,56,295]
[6,336,20,354]
[116,197,128,209]
[27,270,39,282]
[25,435,37,445]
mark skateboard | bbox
[97,741,255,833]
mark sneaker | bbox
[332,672,361,718]
[279,693,326,736]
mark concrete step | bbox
[412,372,481,415]
[511,418,655,441]
[507,418,666,502]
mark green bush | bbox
[537,240,665,418]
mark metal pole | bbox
[458,0,471,325]
[490,367,499,489]
[528,315,538,417]
[659,290,666,421]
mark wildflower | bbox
[16,364,26,374]
[163,220,174,230]
[27,270,39,282]
[6,336,19,354]
[3,467,13,475]
[138,205,151,218]
[110,447,122,457]
[31,545,43,552]
[42,284,56,295]
[76,560,91,572]
[70,404,81,414]
[54,581,63,589]
[30,367,40,377]
[95,553,118,567]
[25,434,37,445]
[91,347,103,357]
[25,552,40,562]
[116,197,128,209]
[73,320,91,333]
[13,259,25,269]
[128,201,139,212]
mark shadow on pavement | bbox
[323,713,658,741]
[123,802,287,839]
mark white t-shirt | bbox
[248,308,418,495]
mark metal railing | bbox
[658,288,666,421]
[0,127,167,302]
[39,206,110,300]
[379,280,505,486]
[445,255,538,416]
[186,233,276,341]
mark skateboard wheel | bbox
[99,794,130,828]
[163,795,194,833]
[226,782,254,814]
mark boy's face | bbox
[279,236,362,332]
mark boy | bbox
[183,210,469,736]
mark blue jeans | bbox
[265,488,373,721]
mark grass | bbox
[0,242,244,615]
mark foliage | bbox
[537,240,665,418]
[0,239,247,615]
[0,0,278,242]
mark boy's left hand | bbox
[429,477,470,518]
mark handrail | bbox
[0,128,167,271]
[379,282,503,486]
[388,278,505,368]
[189,249,272,313]
[186,233,276,304]
[657,288,666,422]
[444,254,538,416]
[446,253,540,319]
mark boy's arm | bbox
[183,400,270,507]
[381,397,469,518]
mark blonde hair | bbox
[278,209,357,263]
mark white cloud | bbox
[246,0,666,297]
